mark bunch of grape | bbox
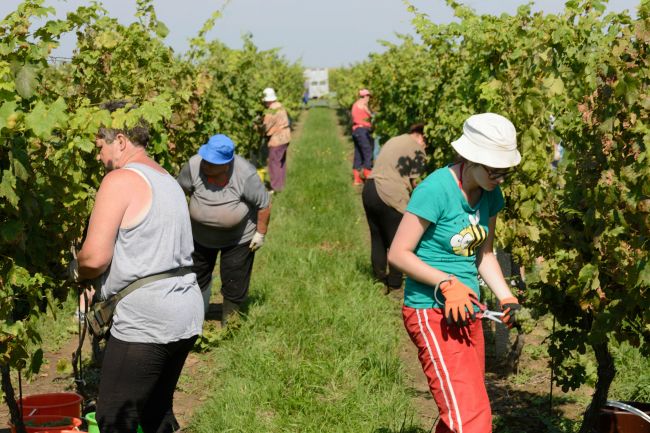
[515,307,535,334]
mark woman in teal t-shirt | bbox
[388,113,522,433]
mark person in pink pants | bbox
[262,87,291,193]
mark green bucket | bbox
[85,412,100,433]
[85,412,143,433]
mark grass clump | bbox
[188,107,422,432]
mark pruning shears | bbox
[471,296,504,324]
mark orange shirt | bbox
[351,99,372,130]
[263,102,291,147]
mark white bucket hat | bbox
[262,87,277,102]
[451,113,521,168]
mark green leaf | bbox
[12,157,29,182]
[5,321,24,337]
[592,0,606,13]
[0,220,23,242]
[8,263,32,287]
[0,169,19,208]
[525,225,540,242]
[138,98,173,124]
[638,260,650,286]
[76,138,95,153]
[153,139,165,154]
[0,101,18,130]
[543,75,565,97]
[155,21,169,39]
[24,98,69,138]
[28,349,43,376]
[15,65,39,99]
[578,264,598,289]
[605,226,626,239]
[96,31,121,49]
[522,99,534,116]
[69,106,111,134]
[56,358,73,375]
[42,19,70,37]
[518,200,535,219]
[0,43,14,58]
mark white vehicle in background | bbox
[304,68,329,99]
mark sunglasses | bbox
[482,165,514,180]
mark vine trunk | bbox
[1,366,25,433]
[579,342,615,433]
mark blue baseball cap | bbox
[198,134,235,165]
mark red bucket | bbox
[9,414,82,433]
[599,401,650,433]
[18,393,82,418]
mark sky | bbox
[0,0,642,67]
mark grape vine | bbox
[0,2,304,430]
[330,1,649,431]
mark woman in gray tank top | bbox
[71,103,204,433]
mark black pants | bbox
[97,335,198,433]
[362,179,404,288]
[192,240,255,304]
[352,127,373,170]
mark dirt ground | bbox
[389,290,440,431]
[0,300,226,433]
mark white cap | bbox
[262,87,277,102]
[451,113,521,168]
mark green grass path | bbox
[189,107,423,433]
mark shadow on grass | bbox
[480,323,582,432]
[398,383,580,433]
[204,289,266,323]
[372,414,431,433]
[373,428,430,433]
[488,378,581,433]
[397,381,579,432]
[354,254,375,282]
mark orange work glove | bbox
[500,296,521,329]
[439,277,476,326]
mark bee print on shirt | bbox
[450,212,487,256]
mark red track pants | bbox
[403,306,492,433]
